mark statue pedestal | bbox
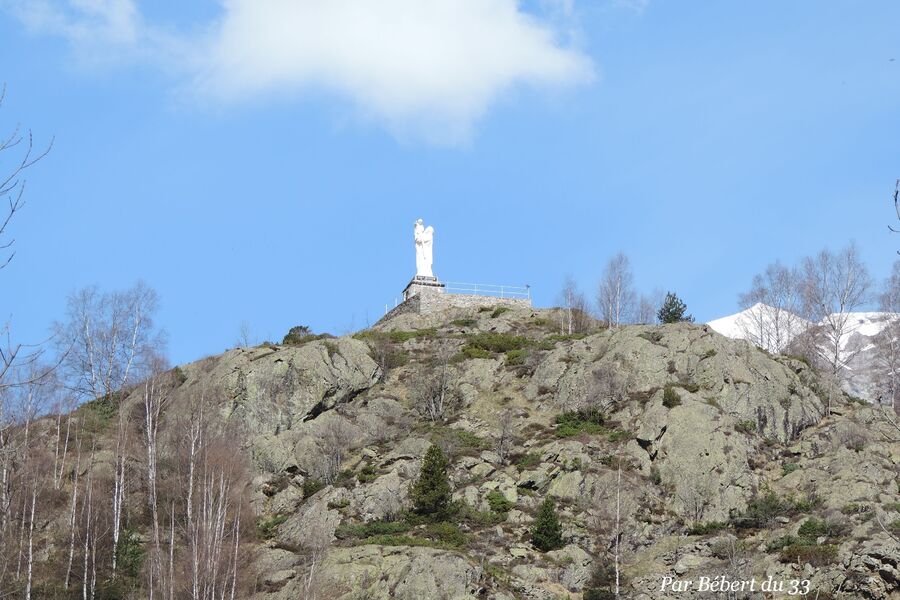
[403,276,445,301]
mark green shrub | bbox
[688,521,727,535]
[458,346,492,360]
[789,493,822,513]
[730,491,792,529]
[257,514,289,540]
[359,534,431,547]
[766,535,797,552]
[172,366,188,385]
[701,349,717,360]
[357,464,379,484]
[531,498,564,552]
[451,318,477,327]
[735,420,757,434]
[425,522,467,548]
[797,518,824,540]
[782,463,800,476]
[303,478,325,499]
[78,394,119,432]
[662,386,681,408]
[583,563,617,600]
[283,325,333,346]
[798,517,848,542]
[506,348,528,366]
[516,452,542,469]
[841,503,865,515]
[649,466,662,486]
[779,543,838,566]
[486,490,513,514]
[465,332,529,353]
[491,306,511,318]
[554,410,607,437]
[638,331,664,344]
[452,501,506,526]
[336,520,411,539]
[607,429,633,443]
[429,427,491,456]
[411,445,452,517]
[453,429,491,451]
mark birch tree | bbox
[738,261,804,353]
[142,363,173,599]
[557,276,590,335]
[799,244,872,408]
[877,261,900,411]
[55,282,164,578]
[597,253,636,328]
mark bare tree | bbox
[315,414,359,484]
[411,345,462,423]
[890,179,900,240]
[799,244,872,407]
[0,84,52,271]
[0,85,53,395]
[55,282,164,577]
[557,276,591,335]
[583,363,629,419]
[494,409,515,464]
[876,262,900,411]
[299,518,333,600]
[56,282,163,402]
[597,253,636,328]
[142,361,173,598]
[737,261,804,353]
[176,389,250,600]
[635,292,660,325]
[236,321,254,349]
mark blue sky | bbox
[1,0,899,366]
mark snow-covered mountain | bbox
[707,305,900,402]
[706,303,810,353]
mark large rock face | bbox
[97,307,900,599]
[169,337,380,473]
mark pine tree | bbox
[657,292,693,324]
[531,497,564,551]
[411,444,452,517]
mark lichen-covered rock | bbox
[317,546,485,600]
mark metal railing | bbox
[442,281,531,300]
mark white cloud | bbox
[3,0,595,143]
[3,0,179,66]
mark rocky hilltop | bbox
[25,304,900,599]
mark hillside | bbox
[708,305,900,404]
[13,305,900,599]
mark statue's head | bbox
[415,218,424,226]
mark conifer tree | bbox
[411,444,451,517]
[657,292,693,324]
[531,497,564,551]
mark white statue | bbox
[414,219,434,278]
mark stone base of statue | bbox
[402,275,445,302]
